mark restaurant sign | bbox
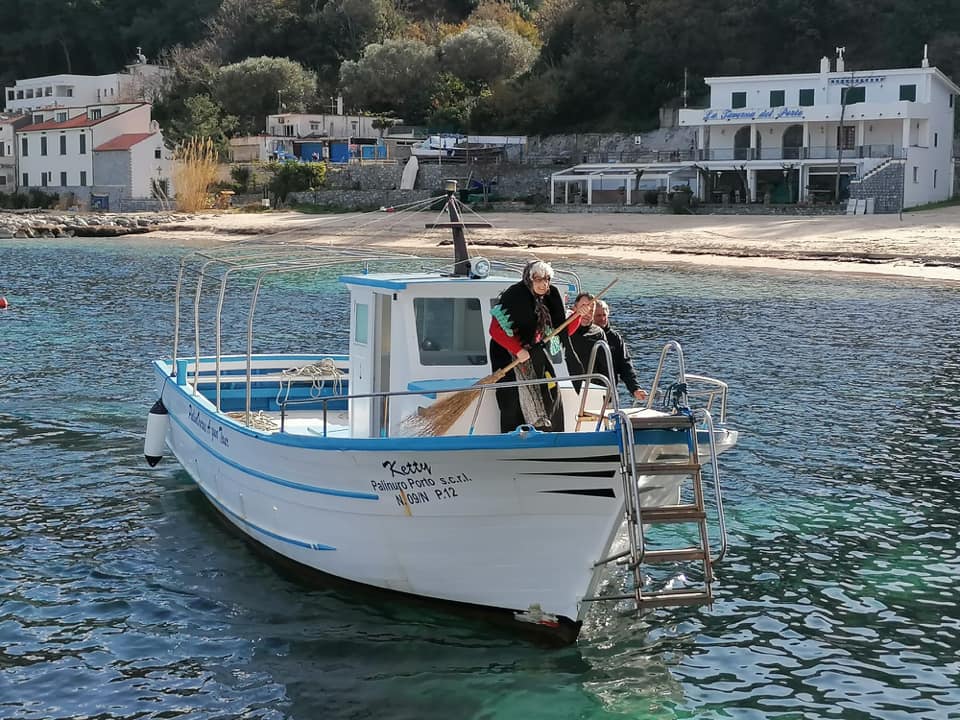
[702,107,806,122]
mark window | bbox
[799,88,815,106]
[45,87,52,96]
[40,137,47,156]
[354,303,368,344]
[80,171,87,186]
[5,90,11,101]
[899,84,916,102]
[731,91,746,109]
[21,137,27,157]
[41,173,47,187]
[60,171,67,186]
[56,111,67,122]
[32,114,43,124]
[842,86,865,104]
[59,135,66,154]
[0,143,3,157]
[0,176,5,185]
[913,166,918,184]
[836,126,855,150]
[769,90,785,107]
[88,108,102,120]
[414,298,487,366]
[154,147,161,159]
[934,169,938,188]
[934,132,938,148]
[951,94,955,108]
[79,134,86,154]
[22,173,28,186]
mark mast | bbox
[446,180,470,276]
[425,179,492,276]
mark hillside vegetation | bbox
[2,0,958,138]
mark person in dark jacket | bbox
[568,292,614,389]
[488,260,587,433]
[593,299,647,402]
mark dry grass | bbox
[172,137,219,212]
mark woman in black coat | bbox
[488,260,585,433]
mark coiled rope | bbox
[277,358,344,405]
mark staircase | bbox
[584,409,728,611]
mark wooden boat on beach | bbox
[144,182,738,643]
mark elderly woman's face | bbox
[530,274,551,295]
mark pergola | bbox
[549,162,699,205]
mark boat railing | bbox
[645,341,728,423]
[275,372,619,437]
[575,339,618,430]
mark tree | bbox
[163,94,238,152]
[439,22,537,85]
[319,0,406,60]
[214,56,318,134]
[339,39,439,123]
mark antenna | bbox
[683,67,688,108]
[835,46,845,60]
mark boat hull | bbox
[156,368,628,634]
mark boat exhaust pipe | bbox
[144,399,169,467]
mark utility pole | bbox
[834,47,849,203]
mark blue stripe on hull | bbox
[167,407,380,501]
[200,489,336,551]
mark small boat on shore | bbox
[144,183,738,643]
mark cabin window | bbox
[899,84,916,102]
[414,297,487,366]
[354,302,369,344]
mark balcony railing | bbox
[528,145,904,166]
[701,144,901,161]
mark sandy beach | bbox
[158,205,960,282]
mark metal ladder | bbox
[585,407,728,611]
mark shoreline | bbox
[48,206,960,283]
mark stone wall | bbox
[848,160,904,213]
[287,188,434,210]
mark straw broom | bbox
[410,278,619,436]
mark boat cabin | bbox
[341,269,582,438]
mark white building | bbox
[17,102,172,207]
[230,111,398,162]
[0,113,29,190]
[551,50,958,212]
[3,55,168,114]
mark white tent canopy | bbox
[550,162,698,205]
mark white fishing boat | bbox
[144,183,738,643]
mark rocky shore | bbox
[0,210,185,238]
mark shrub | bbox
[230,165,252,193]
[267,161,327,205]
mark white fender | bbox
[144,399,169,467]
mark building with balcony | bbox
[550,51,958,212]
[3,51,169,114]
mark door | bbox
[370,293,392,437]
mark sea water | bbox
[1,237,958,719]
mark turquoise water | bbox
[1,237,959,719]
